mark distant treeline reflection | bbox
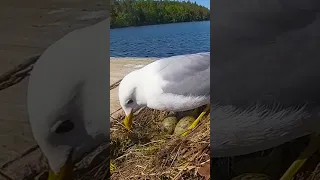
[110,0,210,28]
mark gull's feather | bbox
[143,52,210,97]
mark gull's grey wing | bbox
[154,52,210,97]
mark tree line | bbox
[110,0,210,28]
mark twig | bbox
[0,55,39,91]
[173,162,190,180]
[0,55,39,82]
[0,170,14,180]
[110,79,122,90]
[1,145,39,169]
[310,162,320,180]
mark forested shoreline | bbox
[110,0,210,28]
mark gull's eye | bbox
[126,99,133,104]
[54,120,74,134]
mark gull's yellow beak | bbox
[123,112,133,130]
[48,163,74,180]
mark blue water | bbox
[110,21,210,57]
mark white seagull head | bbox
[27,18,109,180]
[118,70,146,129]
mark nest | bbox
[17,103,320,180]
[211,135,320,180]
[109,107,210,180]
[31,107,210,180]
[75,107,320,180]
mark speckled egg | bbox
[162,116,178,134]
[173,116,195,136]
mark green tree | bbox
[110,0,210,28]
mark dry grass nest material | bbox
[110,107,210,180]
[23,107,209,180]
[21,106,320,180]
[211,134,320,180]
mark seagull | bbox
[27,18,109,180]
[118,52,210,136]
[211,0,320,179]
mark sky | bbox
[180,0,210,9]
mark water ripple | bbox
[110,21,210,58]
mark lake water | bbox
[110,21,210,57]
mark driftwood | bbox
[0,55,40,91]
[110,79,121,90]
[0,55,122,91]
